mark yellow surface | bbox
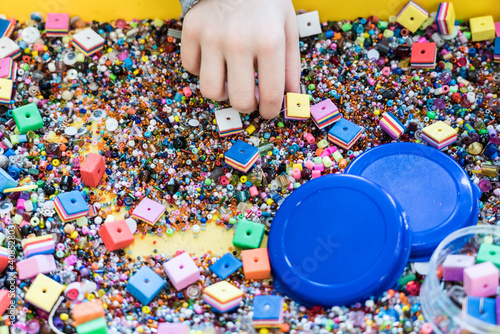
[3,0,500,22]
[203,281,244,302]
[24,273,65,312]
[396,2,429,33]
[0,79,13,101]
[286,93,310,119]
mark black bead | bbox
[21,225,33,236]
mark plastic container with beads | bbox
[421,225,500,334]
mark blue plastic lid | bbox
[268,174,411,307]
[345,142,481,262]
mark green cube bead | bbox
[232,219,265,249]
[476,243,500,269]
[12,103,44,134]
[76,317,107,334]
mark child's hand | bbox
[181,0,300,119]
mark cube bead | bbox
[72,300,105,326]
[0,58,14,80]
[0,78,12,105]
[241,248,271,280]
[470,16,495,41]
[379,112,406,140]
[253,295,284,327]
[0,168,17,192]
[12,103,44,133]
[80,153,105,187]
[72,28,105,56]
[25,274,65,312]
[465,296,496,324]
[45,13,70,36]
[203,281,244,312]
[284,93,310,120]
[54,190,89,222]
[225,140,259,173]
[17,254,57,280]
[157,323,189,334]
[232,219,265,249]
[296,11,322,38]
[310,99,341,129]
[328,118,363,149]
[215,108,243,137]
[0,37,21,60]
[132,197,166,225]
[396,1,429,33]
[421,121,457,149]
[209,253,242,279]
[75,317,107,334]
[99,219,135,251]
[126,266,166,305]
[463,261,499,297]
[410,42,437,69]
[163,252,200,291]
[0,290,10,316]
[442,254,475,281]
[436,2,455,35]
[477,243,500,269]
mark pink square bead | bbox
[0,58,12,79]
[464,261,499,297]
[249,186,259,197]
[45,13,70,36]
[442,254,475,281]
[495,22,500,37]
[17,254,57,280]
[311,170,322,179]
[157,322,189,334]
[132,198,166,225]
[163,252,200,291]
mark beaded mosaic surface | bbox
[0,3,499,334]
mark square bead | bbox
[0,37,21,60]
[477,243,500,269]
[0,167,17,192]
[0,247,8,274]
[0,19,14,38]
[225,140,259,173]
[80,153,105,187]
[0,57,15,80]
[0,78,12,105]
[25,274,65,312]
[470,16,495,41]
[379,112,406,140]
[436,2,455,35]
[464,261,499,297]
[22,235,55,258]
[232,219,265,249]
[410,43,437,69]
[132,197,166,225]
[442,254,475,281]
[494,37,500,63]
[241,248,271,280]
[465,296,496,325]
[99,219,135,251]
[310,99,341,129]
[328,118,363,149]
[253,295,284,327]
[72,28,105,56]
[215,108,243,136]
[17,254,57,280]
[163,252,200,291]
[157,323,189,334]
[54,190,89,222]
[209,252,242,279]
[396,1,429,33]
[72,300,105,326]
[75,317,107,334]
[421,121,457,149]
[296,11,322,38]
[284,93,310,120]
[126,266,166,305]
[45,13,70,36]
[0,290,9,316]
[12,103,44,133]
[203,281,244,312]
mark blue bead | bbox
[126,266,166,305]
[57,191,88,216]
[209,253,242,279]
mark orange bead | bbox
[281,323,290,332]
[339,159,348,169]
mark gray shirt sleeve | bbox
[180,0,201,16]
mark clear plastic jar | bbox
[421,225,500,334]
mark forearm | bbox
[179,0,200,16]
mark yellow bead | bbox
[470,16,495,41]
[98,289,106,297]
[417,315,424,321]
[142,306,151,314]
[60,313,69,321]
[52,159,60,166]
[266,199,274,205]
[182,302,189,308]
[259,329,269,334]
[373,110,380,116]
[87,293,95,300]
[70,231,79,239]
[174,116,180,122]
[141,56,148,62]
[240,176,247,183]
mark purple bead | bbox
[433,98,445,109]
[479,179,492,192]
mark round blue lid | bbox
[268,174,411,307]
[345,142,481,262]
